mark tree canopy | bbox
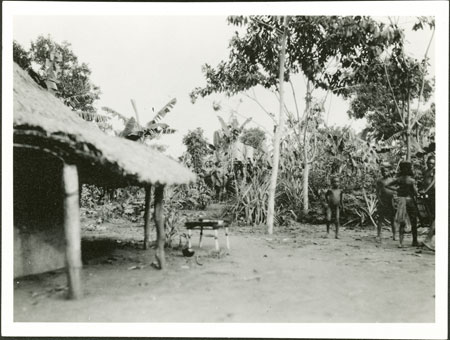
[13,41,32,71]
[345,18,435,159]
[190,16,404,102]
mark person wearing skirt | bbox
[386,161,419,248]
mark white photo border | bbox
[2,1,448,339]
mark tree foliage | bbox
[13,40,32,70]
[347,49,433,119]
[182,128,212,174]
[190,15,403,102]
[345,18,435,160]
[240,127,266,150]
[26,35,101,113]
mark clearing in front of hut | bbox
[14,210,435,323]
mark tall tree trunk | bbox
[406,91,411,161]
[267,16,289,234]
[302,82,312,215]
[302,161,310,215]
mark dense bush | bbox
[182,128,212,174]
[230,165,273,225]
[81,185,145,222]
[240,127,266,151]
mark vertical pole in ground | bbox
[143,185,152,250]
[62,163,82,299]
[199,226,204,248]
[187,229,192,249]
[153,184,166,269]
[214,229,220,251]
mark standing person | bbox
[385,161,419,248]
[213,161,227,201]
[420,155,435,251]
[376,163,396,242]
[325,177,344,239]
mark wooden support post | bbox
[225,227,230,250]
[62,163,82,299]
[187,229,192,249]
[199,226,203,248]
[214,230,220,251]
[78,182,82,207]
[153,184,166,269]
[143,185,152,250]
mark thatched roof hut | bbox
[13,63,195,187]
[13,63,194,298]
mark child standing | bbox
[325,177,344,239]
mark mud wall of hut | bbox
[14,148,66,277]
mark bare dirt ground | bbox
[14,213,435,323]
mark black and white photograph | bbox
[2,1,448,338]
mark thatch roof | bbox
[13,63,195,187]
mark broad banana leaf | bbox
[213,130,223,147]
[230,117,239,130]
[162,128,177,134]
[217,116,231,137]
[147,122,170,130]
[147,98,177,126]
[239,117,253,131]
[146,123,176,134]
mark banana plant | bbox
[214,115,252,148]
[101,98,177,253]
[101,98,177,142]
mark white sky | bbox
[13,14,435,157]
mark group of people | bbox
[377,156,435,249]
[324,155,435,250]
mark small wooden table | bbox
[184,219,230,251]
